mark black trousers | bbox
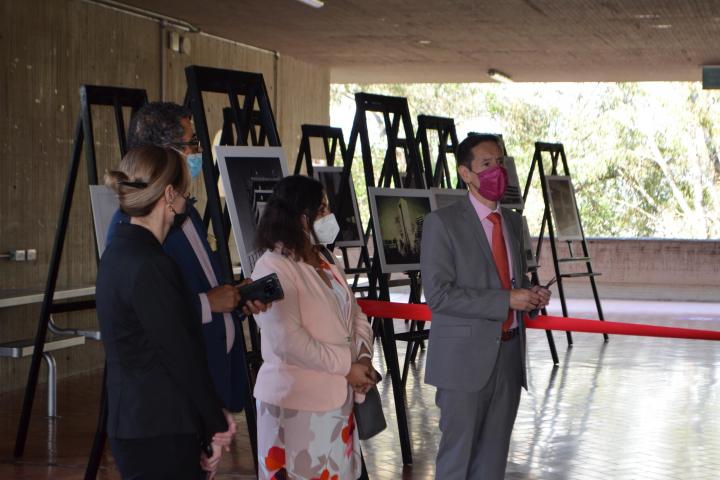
[109,434,205,480]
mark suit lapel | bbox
[460,197,495,269]
[502,209,523,285]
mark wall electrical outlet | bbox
[10,250,26,261]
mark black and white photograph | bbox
[430,187,467,211]
[545,175,584,241]
[499,156,524,210]
[368,188,434,273]
[216,145,288,275]
[89,185,120,257]
[314,166,365,247]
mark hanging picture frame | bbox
[367,187,435,273]
[216,146,289,275]
[545,175,583,241]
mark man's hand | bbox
[509,288,544,312]
[530,285,552,309]
[207,285,240,313]
[212,409,237,452]
[200,442,223,479]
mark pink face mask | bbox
[475,165,508,201]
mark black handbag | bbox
[354,374,387,440]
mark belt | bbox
[501,327,519,342]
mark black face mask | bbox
[170,196,194,231]
[172,211,188,230]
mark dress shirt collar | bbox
[467,191,502,221]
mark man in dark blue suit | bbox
[107,102,265,412]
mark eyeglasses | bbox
[172,134,200,150]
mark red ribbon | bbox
[356,299,720,341]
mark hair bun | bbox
[104,170,130,193]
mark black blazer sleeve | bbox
[131,255,228,439]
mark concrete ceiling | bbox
[123,0,720,83]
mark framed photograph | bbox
[430,187,467,211]
[216,146,289,275]
[545,175,583,241]
[521,215,538,269]
[89,185,119,257]
[367,188,434,273]
[499,156,524,210]
[313,166,365,248]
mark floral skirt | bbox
[257,387,361,480]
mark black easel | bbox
[339,92,429,465]
[416,115,462,188]
[184,65,282,470]
[12,85,147,463]
[293,124,373,293]
[401,115,463,375]
[293,124,345,177]
[522,142,608,346]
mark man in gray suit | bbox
[421,134,551,479]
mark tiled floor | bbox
[2,298,719,479]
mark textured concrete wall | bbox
[534,238,720,302]
[0,0,329,392]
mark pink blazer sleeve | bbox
[252,253,352,376]
[350,293,372,354]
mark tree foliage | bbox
[331,82,720,239]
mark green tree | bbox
[331,82,720,239]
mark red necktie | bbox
[487,213,514,331]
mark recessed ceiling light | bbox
[488,69,513,83]
[633,14,660,19]
[652,24,672,29]
[296,0,324,8]
[419,40,431,45]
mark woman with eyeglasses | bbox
[251,175,379,480]
[97,145,233,479]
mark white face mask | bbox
[313,213,340,245]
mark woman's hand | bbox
[212,409,237,452]
[235,279,273,316]
[346,362,378,393]
[241,298,271,316]
[200,442,223,479]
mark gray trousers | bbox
[434,335,523,480]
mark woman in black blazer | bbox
[96,145,233,479]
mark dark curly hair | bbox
[255,175,325,260]
[127,102,191,149]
